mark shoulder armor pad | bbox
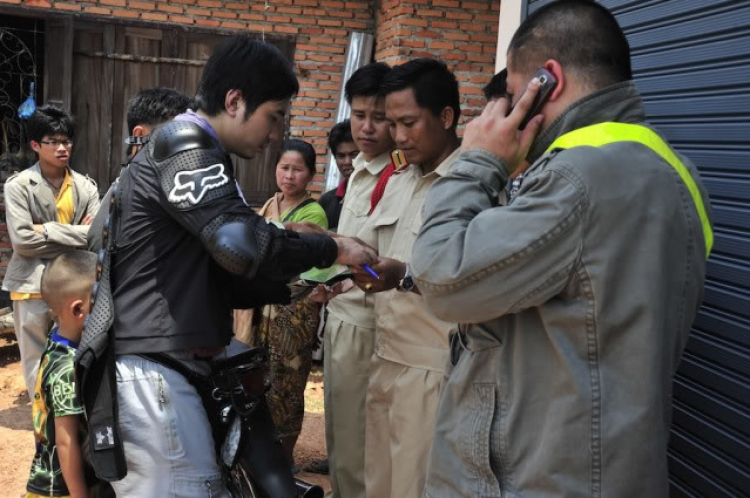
[150,126,235,211]
[151,120,217,162]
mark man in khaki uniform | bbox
[323,62,396,498]
[353,59,461,498]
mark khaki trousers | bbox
[324,315,375,498]
[13,298,54,394]
[365,356,444,498]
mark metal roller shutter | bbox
[521,1,750,496]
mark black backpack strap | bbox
[76,175,127,481]
[281,198,316,223]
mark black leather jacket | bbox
[107,121,337,354]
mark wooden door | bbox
[69,23,115,185]
[68,22,294,204]
[107,25,166,184]
[44,17,73,111]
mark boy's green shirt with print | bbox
[26,331,90,497]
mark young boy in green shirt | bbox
[26,251,97,498]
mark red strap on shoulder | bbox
[368,150,409,215]
[369,161,396,215]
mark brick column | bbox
[375,0,501,127]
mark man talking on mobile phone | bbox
[411,1,713,497]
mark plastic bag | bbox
[18,82,36,119]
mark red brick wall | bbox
[0,0,377,194]
[375,0,500,127]
[0,0,501,279]
[0,0,500,186]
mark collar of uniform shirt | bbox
[353,150,392,176]
[430,147,461,178]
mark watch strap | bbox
[397,262,414,292]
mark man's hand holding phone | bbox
[309,279,355,303]
[461,76,546,175]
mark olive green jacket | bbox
[412,82,711,498]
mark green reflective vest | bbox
[546,122,713,257]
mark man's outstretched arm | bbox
[152,132,374,281]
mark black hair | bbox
[508,0,632,89]
[27,105,75,143]
[280,139,316,176]
[380,58,461,129]
[126,87,192,134]
[41,250,97,311]
[484,69,508,101]
[344,62,391,104]
[194,36,299,119]
[328,120,354,156]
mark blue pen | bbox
[362,265,380,279]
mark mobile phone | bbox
[289,271,354,301]
[517,68,558,130]
[299,264,353,287]
[303,271,353,287]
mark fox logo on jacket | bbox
[168,163,229,205]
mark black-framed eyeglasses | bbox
[39,140,73,148]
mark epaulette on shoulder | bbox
[4,170,21,183]
[84,174,98,188]
[3,170,28,187]
[391,149,409,171]
[151,121,217,162]
[69,169,98,189]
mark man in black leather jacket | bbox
[95,36,375,498]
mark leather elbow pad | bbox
[203,221,263,278]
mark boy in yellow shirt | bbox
[3,105,100,394]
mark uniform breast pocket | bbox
[346,193,371,219]
[372,215,399,252]
[373,215,399,230]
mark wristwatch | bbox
[397,262,415,293]
[42,225,49,242]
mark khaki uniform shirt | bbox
[326,151,392,328]
[358,149,459,372]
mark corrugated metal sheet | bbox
[523,1,750,496]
